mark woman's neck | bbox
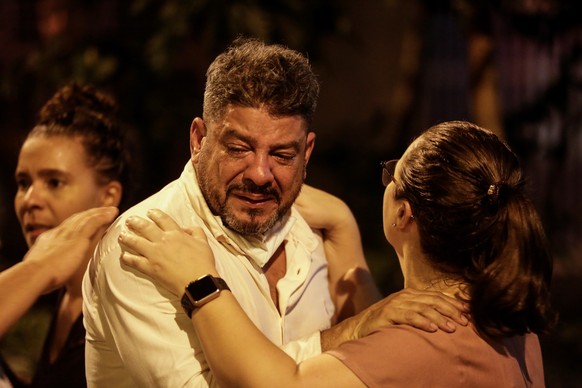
[401,244,464,296]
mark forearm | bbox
[323,207,382,321]
[192,287,303,388]
[330,264,382,322]
[320,312,360,352]
[0,261,54,337]
[191,285,361,387]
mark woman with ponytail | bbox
[391,121,554,339]
[120,120,556,387]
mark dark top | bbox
[1,290,86,388]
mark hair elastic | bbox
[487,184,500,200]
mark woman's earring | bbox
[391,223,396,228]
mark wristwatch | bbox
[181,274,230,318]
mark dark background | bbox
[1,0,581,386]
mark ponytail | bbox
[469,192,557,337]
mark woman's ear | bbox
[395,200,414,228]
[100,181,123,207]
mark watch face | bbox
[188,275,219,301]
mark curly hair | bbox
[27,82,134,209]
[395,121,557,337]
[203,37,319,127]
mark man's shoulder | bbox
[119,177,199,226]
[89,179,197,279]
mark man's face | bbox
[191,106,315,237]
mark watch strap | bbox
[181,293,195,318]
[181,275,230,318]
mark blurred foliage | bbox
[1,0,352,131]
[1,0,354,191]
[0,0,357,267]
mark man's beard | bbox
[220,199,285,237]
[198,170,301,238]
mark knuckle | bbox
[403,310,417,322]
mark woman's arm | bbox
[120,209,469,386]
[0,206,118,338]
[295,185,382,321]
[190,278,365,388]
[119,209,365,387]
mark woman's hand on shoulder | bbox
[119,209,217,296]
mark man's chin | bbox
[222,214,278,237]
[225,221,268,237]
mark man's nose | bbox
[242,154,275,187]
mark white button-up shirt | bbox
[82,162,335,387]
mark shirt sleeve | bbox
[84,220,218,387]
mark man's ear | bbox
[190,117,207,163]
[100,181,122,207]
[303,132,316,179]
